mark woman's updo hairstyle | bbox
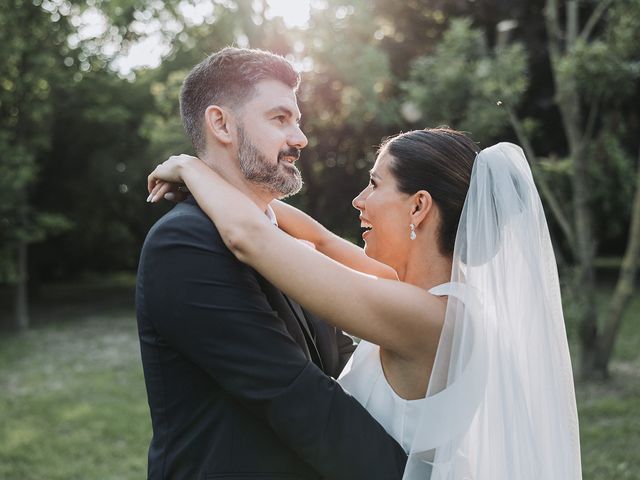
[381,127,478,257]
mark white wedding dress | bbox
[338,283,453,477]
[337,144,581,480]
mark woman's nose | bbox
[352,190,365,211]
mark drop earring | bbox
[409,223,416,240]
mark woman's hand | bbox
[147,154,199,203]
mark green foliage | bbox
[0,1,77,283]
[554,0,640,107]
[302,0,398,130]
[0,137,37,224]
[606,0,640,60]
[31,69,158,278]
[587,129,637,244]
[403,18,529,143]
[560,39,639,101]
[0,138,70,259]
[287,0,401,232]
[0,0,637,285]
[140,70,193,161]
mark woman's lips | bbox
[360,217,373,239]
[360,215,373,238]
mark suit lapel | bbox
[256,275,323,368]
[281,294,324,371]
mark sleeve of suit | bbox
[141,211,407,480]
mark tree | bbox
[1,0,187,324]
[288,0,400,236]
[403,1,640,378]
[0,0,73,329]
[523,0,640,378]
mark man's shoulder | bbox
[145,199,224,248]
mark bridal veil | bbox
[404,143,581,479]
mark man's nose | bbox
[289,125,308,150]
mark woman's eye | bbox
[370,180,377,189]
[274,115,286,123]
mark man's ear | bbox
[204,105,235,145]
[410,190,434,228]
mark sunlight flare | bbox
[265,0,311,28]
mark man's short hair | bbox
[180,47,300,154]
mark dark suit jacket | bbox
[135,197,407,480]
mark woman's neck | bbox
[399,247,452,292]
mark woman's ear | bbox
[410,190,434,228]
[204,105,235,145]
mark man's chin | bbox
[252,177,302,199]
[274,166,303,197]
[274,181,303,199]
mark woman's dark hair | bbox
[381,127,479,256]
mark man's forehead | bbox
[249,79,301,116]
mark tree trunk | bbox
[554,73,601,378]
[594,149,640,375]
[15,240,29,331]
[542,0,634,380]
[571,142,601,379]
[548,0,602,378]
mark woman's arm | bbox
[147,170,397,280]
[271,201,398,280]
[148,156,443,360]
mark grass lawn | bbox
[0,291,150,480]
[0,284,638,479]
[574,288,640,480]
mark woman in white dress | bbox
[147,127,581,479]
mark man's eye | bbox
[274,115,286,123]
[370,180,377,189]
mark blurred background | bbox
[0,0,638,478]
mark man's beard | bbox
[237,125,303,198]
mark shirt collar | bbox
[265,204,278,226]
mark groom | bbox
[136,48,407,479]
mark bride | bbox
[148,127,582,479]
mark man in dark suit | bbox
[136,47,407,479]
